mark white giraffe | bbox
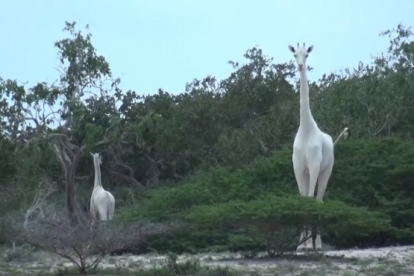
[288,43,348,251]
[90,152,115,221]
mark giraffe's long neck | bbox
[93,156,102,189]
[299,68,315,131]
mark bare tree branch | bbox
[145,153,164,166]
[8,212,181,273]
[374,113,392,136]
[108,170,144,189]
[24,179,56,229]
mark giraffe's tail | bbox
[333,127,350,147]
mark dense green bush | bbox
[329,137,414,245]
[118,148,295,222]
[118,137,414,253]
[187,194,391,256]
[117,148,296,253]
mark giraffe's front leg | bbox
[314,159,334,251]
[314,233,322,250]
[297,230,307,251]
[293,168,311,252]
[297,229,314,251]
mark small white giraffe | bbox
[90,152,115,222]
[288,43,346,251]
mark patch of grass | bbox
[277,260,301,274]
[1,244,35,263]
[358,261,412,276]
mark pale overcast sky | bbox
[0,0,413,96]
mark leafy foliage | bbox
[186,194,391,255]
[120,138,410,253]
[0,21,414,258]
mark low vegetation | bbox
[0,21,414,274]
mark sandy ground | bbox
[1,245,414,275]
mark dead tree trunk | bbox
[54,142,82,226]
[66,165,78,226]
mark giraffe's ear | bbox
[288,45,295,53]
[307,45,314,53]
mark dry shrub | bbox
[2,178,181,273]
[6,215,178,273]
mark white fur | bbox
[289,43,333,251]
[90,152,115,221]
[333,127,350,146]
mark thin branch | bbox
[115,162,136,178]
[108,170,144,188]
[24,179,56,229]
[374,113,391,136]
[53,144,71,170]
[144,153,164,166]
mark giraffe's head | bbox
[288,43,313,71]
[90,152,102,165]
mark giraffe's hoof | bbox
[296,245,311,252]
[296,246,305,252]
